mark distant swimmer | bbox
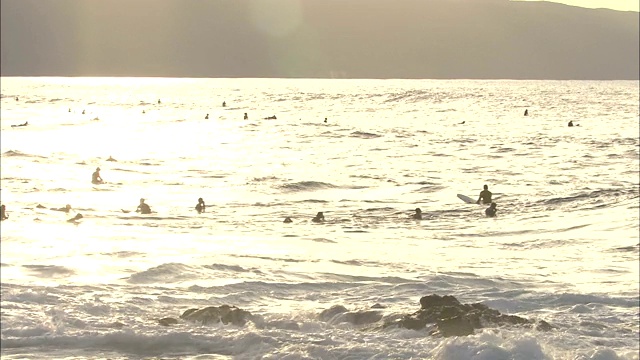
[324,117,327,123]
[1,204,8,220]
[568,120,579,127]
[222,101,226,107]
[158,99,162,104]
[92,167,104,184]
[476,185,492,205]
[136,198,152,214]
[264,115,277,120]
[460,121,465,124]
[82,110,85,115]
[106,156,117,162]
[244,113,249,120]
[205,114,209,120]
[15,97,19,101]
[51,204,72,213]
[312,212,325,223]
[69,108,72,113]
[413,208,423,220]
[195,198,205,213]
[67,213,83,223]
[524,109,529,116]
[142,110,146,114]
[11,121,28,127]
[284,217,293,223]
[485,202,497,217]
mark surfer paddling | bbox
[476,185,492,205]
[413,208,423,220]
[312,212,325,223]
[1,204,8,220]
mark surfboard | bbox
[457,194,476,204]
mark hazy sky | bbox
[515,0,639,12]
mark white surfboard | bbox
[457,194,476,204]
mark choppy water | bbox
[1,77,638,359]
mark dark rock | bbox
[180,305,252,326]
[158,317,179,326]
[384,294,553,337]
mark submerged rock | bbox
[180,305,252,326]
[384,294,553,337]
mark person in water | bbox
[1,204,8,220]
[12,121,28,127]
[476,185,492,205]
[92,167,104,184]
[195,198,205,213]
[136,198,152,214]
[51,204,72,213]
[67,213,83,223]
[205,114,209,120]
[244,113,249,120]
[106,156,117,162]
[524,109,529,116]
[485,203,497,217]
[283,217,293,223]
[312,212,325,223]
[222,101,226,107]
[324,117,328,123]
[568,120,574,127]
[413,208,422,220]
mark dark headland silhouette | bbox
[1,0,637,79]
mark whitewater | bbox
[0,77,638,359]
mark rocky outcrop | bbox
[179,305,253,326]
[384,294,553,337]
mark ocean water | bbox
[0,77,638,360]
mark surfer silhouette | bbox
[485,203,497,217]
[324,117,328,123]
[524,109,529,116]
[1,204,8,220]
[205,114,209,120]
[67,213,83,223]
[568,120,575,127]
[12,121,28,127]
[244,113,249,120]
[136,198,152,214]
[106,156,117,162]
[51,204,72,213]
[413,208,423,220]
[222,101,226,107]
[284,217,293,223]
[312,212,325,223]
[92,167,104,184]
[476,185,492,205]
[195,198,205,213]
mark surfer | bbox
[264,115,277,120]
[284,217,293,223]
[244,113,249,120]
[485,203,497,217]
[568,120,574,127]
[67,213,83,223]
[312,212,325,223]
[158,99,161,104]
[476,185,492,205]
[1,204,8,220]
[51,204,72,213]
[92,167,104,184]
[222,101,226,107]
[205,114,209,120]
[12,121,28,127]
[195,198,205,213]
[413,208,423,220]
[82,110,85,114]
[136,198,152,214]
[106,156,117,162]
[324,117,328,123]
[524,109,529,116]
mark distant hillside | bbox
[1,0,638,79]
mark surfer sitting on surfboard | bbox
[485,203,497,217]
[476,185,492,205]
[92,167,104,184]
[196,198,205,213]
[413,208,423,220]
[136,198,152,214]
[312,212,325,223]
